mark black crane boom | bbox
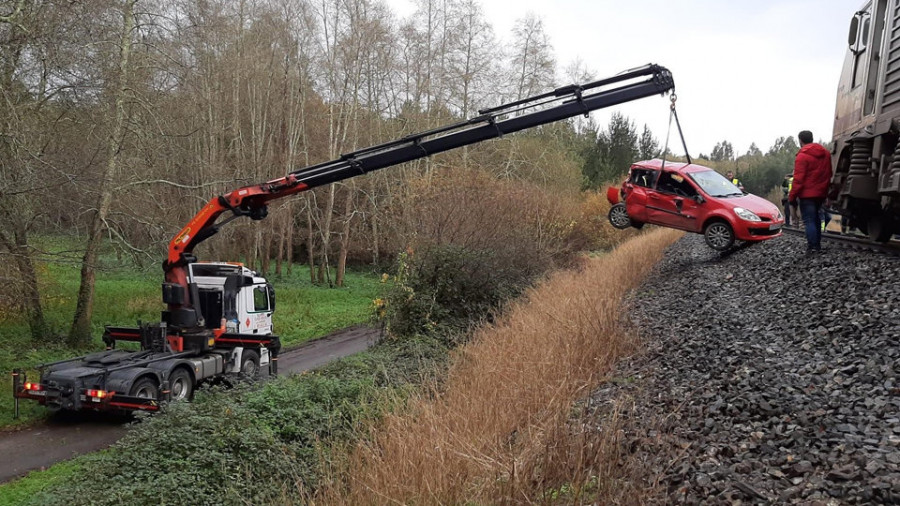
[289,63,674,189]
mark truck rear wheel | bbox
[168,368,193,401]
[240,350,260,378]
[130,377,159,399]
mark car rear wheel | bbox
[608,203,632,230]
[704,221,735,251]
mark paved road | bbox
[0,325,381,484]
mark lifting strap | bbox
[660,93,692,172]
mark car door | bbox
[646,171,702,232]
[623,168,659,223]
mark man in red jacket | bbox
[789,130,833,252]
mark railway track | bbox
[781,225,900,257]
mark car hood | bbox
[721,194,781,218]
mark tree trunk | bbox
[285,212,294,275]
[0,228,48,341]
[316,184,336,286]
[335,184,355,287]
[69,0,136,347]
[261,225,271,276]
[307,196,315,283]
[275,205,286,277]
[14,240,47,341]
[370,196,379,267]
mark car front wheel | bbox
[608,203,632,230]
[704,221,735,251]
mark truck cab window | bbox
[253,285,269,312]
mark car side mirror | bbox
[694,195,705,204]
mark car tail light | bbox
[24,382,42,391]
[86,389,108,399]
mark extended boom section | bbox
[287,64,674,190]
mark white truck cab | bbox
[188,262,275,335]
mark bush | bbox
[378,172,637,341]
[569,187,637,251]
[382,246,523,342]
[28,383,306,505]
[25,336,451,506]
[379,170,591,341]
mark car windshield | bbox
[689,170,743,197]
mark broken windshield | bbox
[689,170,743,197]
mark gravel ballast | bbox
[591,232,900,504]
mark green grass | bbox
[0,459,84,506]
[267,266,382,347]
[0,235,382,428]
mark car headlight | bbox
[734,207,761,221]
[774,208,783,220]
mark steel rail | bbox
[782,226,900,257]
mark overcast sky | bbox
[385,0,856,157]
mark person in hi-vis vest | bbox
[726,171,744,192]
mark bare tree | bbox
[0,0,94,341]
[70,0,137,346]
[509,13,555,101]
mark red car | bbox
[607,160,784,250]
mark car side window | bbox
[629,168,659,188]
[656,172,698,197]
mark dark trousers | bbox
[799,198,824,250]
[782,198,792,226]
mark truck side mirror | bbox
[848,15,859,47]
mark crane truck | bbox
[13,64,675,415]
[832,1,900,241]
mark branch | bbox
[113,178,249,191]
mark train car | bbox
[832,0,900,241]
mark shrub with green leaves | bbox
[379,170,584,343]
[21,336,449,506]
[382,245,525,343]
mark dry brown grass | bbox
[315,227,682,505]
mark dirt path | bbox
[0,325,381,484]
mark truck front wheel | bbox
[240,350,260,378]
[169,368,193,401]
[130,377,159,399]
